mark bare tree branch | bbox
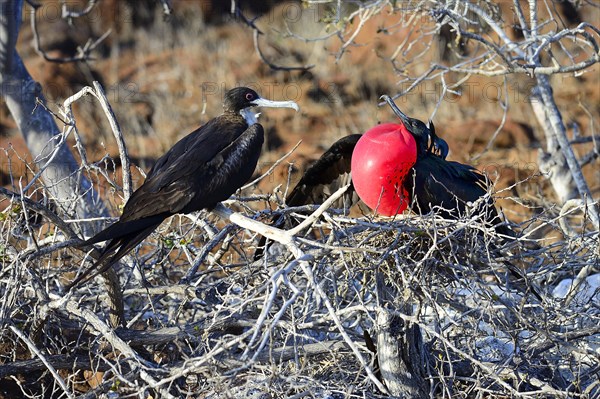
[28,0,110,64]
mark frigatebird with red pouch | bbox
[255,95,512,261]
[255,96,538,298]
[376,94,510,233]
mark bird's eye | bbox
[245,93,254,101]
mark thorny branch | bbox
[233,5,315,71]
[61,82,133,202]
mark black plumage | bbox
[69,87,298,289]
[286,134,362,208]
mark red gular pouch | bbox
[351,122,417,216]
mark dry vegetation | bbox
[0,0,599,398]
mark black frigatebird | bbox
[378,94,510,234]
[68,87,298,289]
[256,96,511,245]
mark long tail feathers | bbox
[79,214,167,247]
[66,223,161,291]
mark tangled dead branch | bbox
[0,160,598,397]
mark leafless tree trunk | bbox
[0,0,108,234]
[376,274,429,398]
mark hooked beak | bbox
[380,95,410,126]
[252,97,300,112]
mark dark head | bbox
[380,95,431,154]
[380,94,448,158]
[224,87,260,113]
[223,87,299,122]
[427,122,449,159]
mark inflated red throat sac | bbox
[351,122,417,216]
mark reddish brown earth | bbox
[1,0,599,230]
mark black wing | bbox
[406,154,511,234]
[286,134,362,208]
[406,155,488,217]
[84,118,262,245]
[117,116,252,224]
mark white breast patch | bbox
[240,108,261,125]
